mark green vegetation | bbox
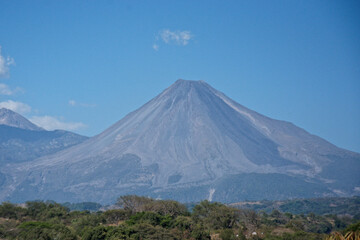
[230,196,360,217]
[0,196,359,239]
[62,202,102,212]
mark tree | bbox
[116,195,189,217]
[104,209,131,224]
[143,199,189,217]
[192,200,237,230]
[0,202,26,219]
[220,229,236,240]
[116,195,154,213]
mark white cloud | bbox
[152,29,193,50]
[29,115,86,131]
[0,83,23,95]
[152,44,159,51]
[160,29,193,45]
[68,99,96,108]
[0,100,31,114]
[0,46,15,78]
[69,100,76,106]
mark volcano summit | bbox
[1,80,359,203]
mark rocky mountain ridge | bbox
[0,108,88,164]
[0,108,43,131]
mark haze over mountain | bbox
[1,80,359,204]
[0,108,88,165]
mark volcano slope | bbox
[1,80,359,203]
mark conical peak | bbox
[160,79,214,100]
[173,79,206,87]
[175,79,204,83]
[170,79,211,91]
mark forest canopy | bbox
[0,196,359,240]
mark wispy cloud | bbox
[0,83,23,95]
[0,83,14,95]
[160,29,193,45]
[69,100,76,106]
[152,44,159,51]
[68,99,96,108]
[0,46,15,78]
[0,100,31,114]
[29,115,86,131]
[153,29,193,50]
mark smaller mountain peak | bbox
[0,108,43,131]
[0,108,18,117]
[0,108,13,113]
[175,79,205,84]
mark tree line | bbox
[0,195,359,239]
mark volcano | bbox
[1,80,359,203]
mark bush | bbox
[103,209,131,224]
[82,225,114,240]
[220,229,236,240]
[18,221,76,240]
[192,200,237,229]
[0,202,26,219]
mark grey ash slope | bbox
[1,80,359,203]
[0,108,88,164]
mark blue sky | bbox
[0,0,359,152]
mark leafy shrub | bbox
[18,221,76,240]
